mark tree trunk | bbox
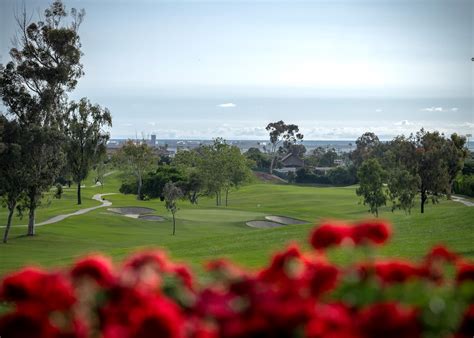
[225,189,229,207]
[27,208,35,236]
[3,206,15,243]
[77,181,82,205]
[216,192,219,206]
[420,190,427,214]
[172,213,176,235]
[446,180,454,200]
[137,176,143,200]
[269,156,276,174]
[218,190,222,206]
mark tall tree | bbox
[0,117,25,243]
[387,168,419,214]
[356,158,387,217]
[265,121,303,173]
[114,140,155,200]
[0,0,85,236]
[351,132,381,168]
[443,133,468,198]
[415,129,450,214]
[65,98,112,204]
[163,182,183,236]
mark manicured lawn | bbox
[1,172,473,276]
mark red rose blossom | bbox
[351,220,391,245]
[310,222,352,250]
[1,267,75,312]
[425,244,458,264]
[358,302,421,338]
[71,255,116,287]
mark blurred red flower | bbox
[310,222,352,250]
[71,255,116,287]
[358,302,421,338]
[351,220,391,245]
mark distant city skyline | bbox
[1,0,472,139]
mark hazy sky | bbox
[1,0,473,139]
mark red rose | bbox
[310,222,352,250]
[100,286,184,338]
[358,302,421,338]
[170,263,195,290]
[374,260,422,285]
[205,258,247,281]
[1,267,75,312]
[306,303,359,338]
[259,244,303,284]
[304,258,339,298]
[124,250,170,272]
[425,244,458,264]
[456,261,474,284]
[71,255,116,287]
[351,220,391,245]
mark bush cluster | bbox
[1,220,473,338]
[295,167,357,185]
[454,175,474,197]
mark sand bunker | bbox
[139,215,165,221]
[108,207,156,215]
[246,215,308,228]
[246,220,287,228]
[265,215,307,225]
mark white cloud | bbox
[375,108,383,113]
[395,120,411,126]
[451,107,459,112]
[217,103,236,108]
[421,106,444,112]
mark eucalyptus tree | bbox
[356,158,387,217]
[0,0,85,236]
[265,121,303,173]
[0,117,26,243]
[415,130,450,213]
[65,98,112,204]
[351,132,381,168]
[114,140,156,200]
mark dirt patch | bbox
[265,215,307,225]
[139,215,165,221]
[246,220,287,228]
[253,171,287,183]
[107,207,156,215]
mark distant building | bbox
[150,134,156,147]
[281,153,304,168]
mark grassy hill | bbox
[0,172,473,276]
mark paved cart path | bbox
[0,193,116,228]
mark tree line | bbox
[353,130,468,216]
[0,1,111,243]
[114,138,253,207]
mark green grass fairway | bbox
[1,172,473,276]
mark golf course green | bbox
[1,171,473,275]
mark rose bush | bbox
[1,219,473,338]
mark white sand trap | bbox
[139,215,165,221]
[265,215,307,225]
[107,207,156,215]
[246,220,286,228]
